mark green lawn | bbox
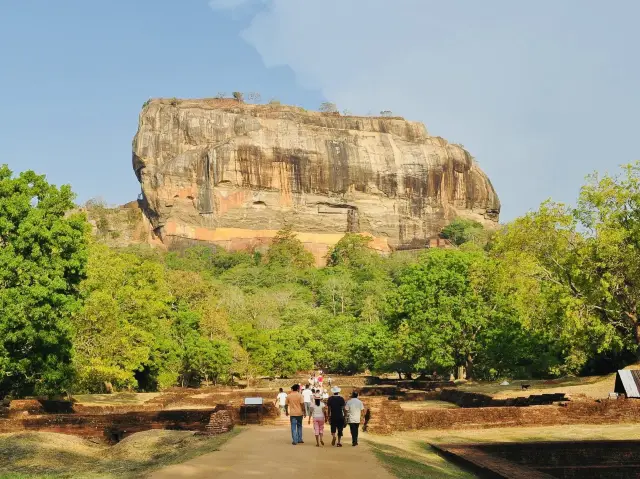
[370,442,476,479]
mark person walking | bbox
[302,385,313,422]
[275,388,287,416]
[285,384,305,445]
[346,391,366,446]
[309,395,328,447]
[327,386,346,447]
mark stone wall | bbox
[366,397,640,434]
[0,408,218,441]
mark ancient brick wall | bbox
[0,408,219,440]
[367,398,640,434]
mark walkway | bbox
[150,421,395,479]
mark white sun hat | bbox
[331,386,341,394]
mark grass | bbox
[0,429,241,479]
[0,475,58,479]
[424,423,640,445]
[399,400,459,410]
[456,373,617,399]
[367,423,640,479]
[72,392,160,406]
[370,442,476,478]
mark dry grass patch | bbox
[457,372,620,399]
[367,438,476,478]
[0,429,240,479]
[72,392,161,406]
[398,400,459,411]
[366,423,640,479]
[424,423,640,445]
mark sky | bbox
[1,1,639,221]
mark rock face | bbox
[133,99,500,263]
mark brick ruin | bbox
[363,394,640,434]
[357,382,640,478]
[0,388,282,443]
[435,441,640,479]
[4,378,640,477]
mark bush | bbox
[319,102,338,113]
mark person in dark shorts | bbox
[327,386,346,447]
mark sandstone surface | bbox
[132,98,500,263]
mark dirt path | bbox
[149,421,394,479]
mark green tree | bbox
[319,274,356,316]
[319,102,338,113]
[441,218,486,246]
[265,226,314,269]
[72,244,178,392]
[327,234,377,268]
[490,199,624,374]
[386,249,513,378]
[575,163,640,353]
[172,310,233,386]
[0,166,89,397]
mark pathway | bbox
[149,420,395,479]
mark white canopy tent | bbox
[614,370,640,398]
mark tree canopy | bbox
[0,166,89,397]
[5,161,640,396]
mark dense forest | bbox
[2,162,640,398]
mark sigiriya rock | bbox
[132,98,500,263]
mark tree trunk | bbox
[465,354,474,380]
[397,371,403,380]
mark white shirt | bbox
[310,402,326,419]
[277,392,287,406]
[346,398,365,423]
[302,389,313,403]
[322,392,329,400]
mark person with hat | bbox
[309,392,328,447]
[326,386,346,447]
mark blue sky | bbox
[1,1,639,220]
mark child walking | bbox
[309,396,328,447]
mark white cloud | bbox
[214,0,640,220]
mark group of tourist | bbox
[308,370,332,390]
[275,384,366,447]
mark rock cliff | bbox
[132,98,500,263]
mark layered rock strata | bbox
[132,99,500,263]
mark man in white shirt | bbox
[302,385,314,420]
[345,391,366,446]
[275,388,287,416]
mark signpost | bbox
[241,397,264,424]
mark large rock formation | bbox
[133,98,500,263]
